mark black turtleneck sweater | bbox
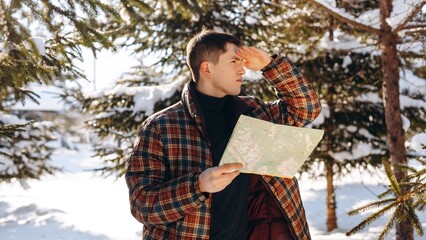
[194,90,250,240]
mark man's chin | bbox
[229,89,241,96]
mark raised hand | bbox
[198,163,243,193]
[236,46,272,71]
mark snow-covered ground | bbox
[0,144,424,240]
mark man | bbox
[126,30,321,239]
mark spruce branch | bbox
[383,159,401,195]
[347,198,397,216]
[346,200,398,236]
[377,208,398,240]
[377,189,394,199]
[307,0,383,35]
[347,158,425,238]
[0,150,13,159]
[400,201,423,236]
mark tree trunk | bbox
[328,16,335,41]
[325,16,337,230]
[326,162,337,231]
[325,97,337,232]
[379,0,412,239]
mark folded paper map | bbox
[219,115,324,178]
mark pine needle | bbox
[346,201,397,236]
[347,198,396,216]
[377,208,398,240]
[383,159,401,195]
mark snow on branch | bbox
[328,141,385,162]
[310,0,425,35]
[407,133,426,157]
[84,78,185,116]
[309,0,382,35]
[393,0,426,33]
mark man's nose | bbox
[237,63,246,75]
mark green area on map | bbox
[220,115,324,178]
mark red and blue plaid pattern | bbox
[126,55,321,239]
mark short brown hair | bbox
[186,29,241,82]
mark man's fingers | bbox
[236,49,247,59]
[238,46,261,57]
[244,46,259,55]
[218,163,244,174]
[199,164,244,193]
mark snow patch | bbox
[29,37,46,56]
[328,141,384,162]
[401,114,410,132]
[409,133,426,156]
[314,0,421,31]
[355,92,382,103]
[84,78,184,116]
[341,55,352,68]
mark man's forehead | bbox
[226,42,240,52]
[223,42,239,58]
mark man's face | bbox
[199,42,246,98]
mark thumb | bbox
[219,163,244,174]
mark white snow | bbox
[119,8,132,25]
[355,92,383,103]
[358,128,377,140]
[0,113,28,125]
[318,31,377,54]
[245,15,257,25]
[328,141,385,162]
[399,68,426,111]
[0,156,14,174]
[1,142,424,239]
[401,114,411,132]
[341,55,352,68]
[309,102,329,127]
[400,69,426,97]
[132,79,184,115]
[409,133,426,156]
[0,144,141,240]
[314,0,380,30]
[386,0,422,30]
[84,78,184,116]
[400,95,426,110]
[353,69,426,111]
[29,37,46,56]
[10,85,65,112]
[314,0,422,31]
[243,69,264,82]
[398,40,425,53]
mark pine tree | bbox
[0,116,59,182]
[301,50,388,231]
[307,0,426,238]
[0,0,120,183]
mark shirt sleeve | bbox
[259,54,322,127]
[125,119,207,225]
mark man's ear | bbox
[200,61,211,79]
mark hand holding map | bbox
[219,115,324,178]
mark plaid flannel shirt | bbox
[126,55,322,240]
